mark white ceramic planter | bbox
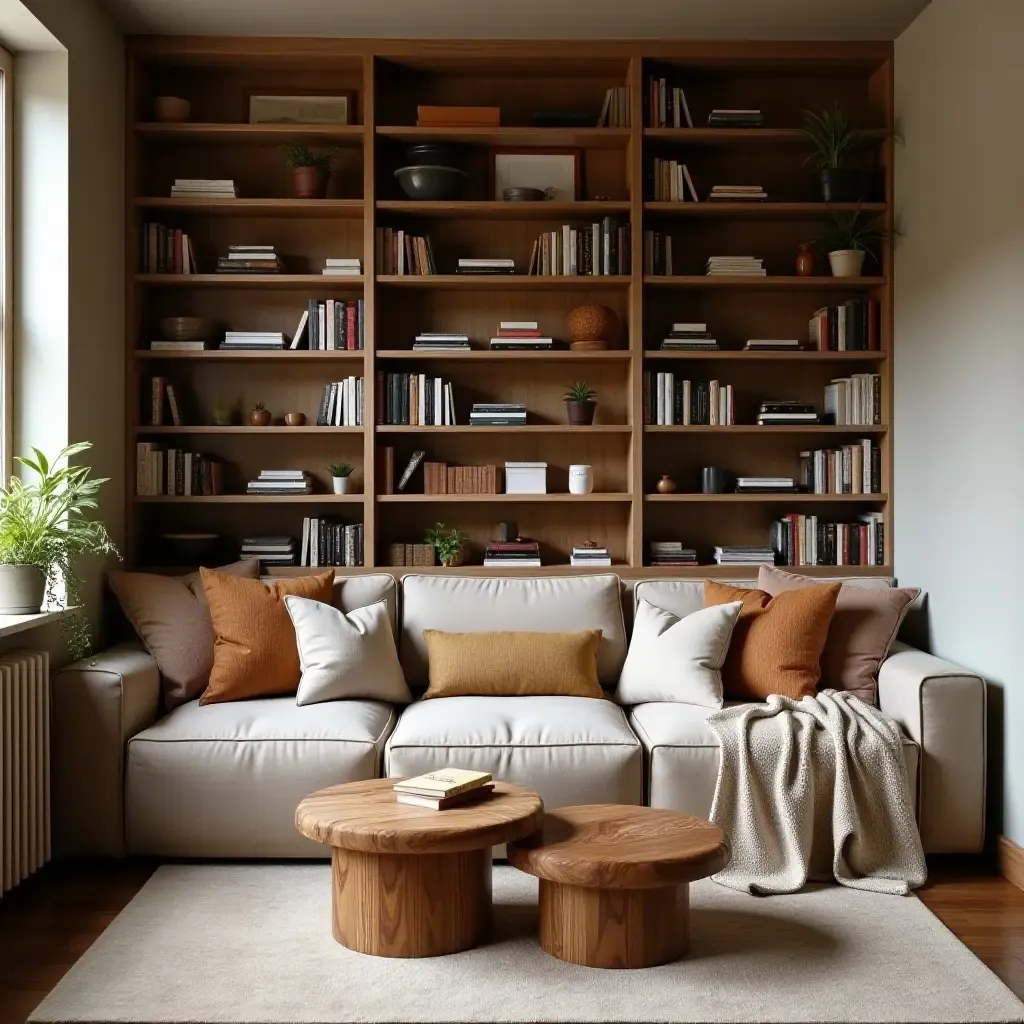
[828,249,866,278]
[332,476,351,495]
[0,564,45,614]
[568,464,594,495]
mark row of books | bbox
[216,244,283,275]
[647,159,699,202]
[423,463,501,495]
[643,374,735,426]
[141,222,197,274]
[770,513,885,567]
[809,300,881,352]
[148,377,183,426]
[645,74,694,128]
[483,539,540,569]
[800,441,882,495]
[375,228,437,275]
[526,220,630,277]
[297,299,365,351]
[300,518,364,567]
[315,378,364,427]
[643,231,676,276]
[247,470,311,495]
[824,375,882,426]
[135,443,222,496]
[240,536,296,566]
[597,86,631,128]
[649,541,698,567]
[377,373,456,426]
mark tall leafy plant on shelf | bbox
[0,442,118,659]
[801,103,866,203]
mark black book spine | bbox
[828,306,838,351]
[400,372,410,426]
[876,521,885,566]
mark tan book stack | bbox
[423,463,501,495]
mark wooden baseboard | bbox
[997,836,1024,890]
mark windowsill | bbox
[0,608,68,641]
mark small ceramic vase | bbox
[656,474,677,494]
[795,242,815,277]
[569,465,594,495]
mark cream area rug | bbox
[31,864,1024,1024]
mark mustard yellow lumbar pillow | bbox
[422,629,604,699]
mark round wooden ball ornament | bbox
[566,305,619,351]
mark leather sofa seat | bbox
[386,695,643,808]
[126,697,397,858]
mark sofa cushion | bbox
[385,695,642,808]
[400,574,627,688]
[629,701,919,821]
[126,697,396,857]
[333,574,398,637]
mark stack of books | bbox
[644,373,734,426]
[597,87,630,128]
[642,230,674,275]
[457,258,514,275]
[649,541,698,567]
[570,544,612,567]
[660,323,719,351]
[800,440,881,494]
[483,540,541,569]
[392,769,494,811]
[757,400,820,426]
[413,332,470,352]
[708,184,768,201]
[375,228,436,275]
[300,519,364,567]
[141,222,197,274]
[824,375,881,425]
[470,403,526,427]
[646,75,693,128]
[771,513,884,568]
[649,159,699,202]
[734,476,799,494]
[424,463,501,495]
[713,545,776,566]
[246,470,311,496]
[171,178,237,199]
[809,300,881,351]
[387,543,435,568]
[240,536,297,567]
[322,258,361,277]
[416,106,499,128]
[707,109,763,128]
[744,338,802,351]
[527,219,629,276]
[135,445,222,496]
[296,298,364,351]
[217,245,282,274]
[489,321,553,351]
[706,256,765,276]
[315,377,364,426]
[220,331,286,351]
[378,374,456,426]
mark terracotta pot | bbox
[566,305,619,350]
[828,249,866,278]
[284,412,306,426]
[566,400,596,426]
[249,409,272,427]
[656,474,677,494]
[292,165,330,200]
[154,96,190,123]
[795,243,815,277]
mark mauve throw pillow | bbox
[757,565,920,705]
[108,560,260,709]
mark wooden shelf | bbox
[376,275,632,289]
[376,200,631,219]
[135,349,365,361]
[376,126,631,149]
[133,494,366,504]
[643,493,888,503]
[644,201,886,218]
[644,425,887,434]
[643,350,885,361]
[135,197,364,218]
[644,275,886,289]
[267,564,631,577]
[135,274,364,288]
[376,349,632,362]
[376,424,632,435]
[134,122,365,143]
[638,564,893,578]
[642,128,888,145]
[133,426,363,435]
[378,493,633,504]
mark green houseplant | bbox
[821,210,884,277]
[0,442,117,659]
[329,461,354,495]
[801,103,866,203]
[563,381,597,426]
[425,522,467,568]
[284,143,337,199]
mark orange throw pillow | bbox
[703,579,841,701]
[199,568,335,704]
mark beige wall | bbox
[895,0,1024,844]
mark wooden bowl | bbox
[159,316,214,342]
[284,412,306,426]
[154,96,191,123]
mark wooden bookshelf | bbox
[126,38,894,575]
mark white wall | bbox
[895,0,1024,844]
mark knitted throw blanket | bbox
[707,689,927,896]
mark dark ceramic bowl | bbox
[394,165,468,201]
[404,143,459,166]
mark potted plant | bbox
[801,103,865,203]
[212,400,234,427]
[284,143,337,200]
[822,211,883,277]
[0,442,117,659]
[563,381,597,426]
[425,522,467,568]
[329,462,354,494]
[249,402,272,427]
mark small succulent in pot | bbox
[329,462,354,494]
[424,522,467,568]
[284,143,337,199]
[563,381,597,426]
[821,210,886,277]
[249,402,272,427]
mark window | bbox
[0,43,10,482]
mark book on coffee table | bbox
[393,768,492,801]
[395,784,496,810]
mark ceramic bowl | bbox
[394,165,468,201]
[159,316,214,342]
[284,412,306,426]
[404,143,458,166]
[153,96,191,123]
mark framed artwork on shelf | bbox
[492,149,581,202]
[248,93,352,126]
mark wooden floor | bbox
[1,858,1023,1024]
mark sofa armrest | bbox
[878,641,986,854]
[52,644,161,857]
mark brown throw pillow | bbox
[108,561,260,709]
[757,565,920,705]
[704,579,841,701]
[422,630,604,699]
[200,568,335,705]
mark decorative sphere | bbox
[566,305,619,350]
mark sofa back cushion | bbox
[332,574,398,637]
[400,574,627,688]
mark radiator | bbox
[0,651,50,896]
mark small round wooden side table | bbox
[295,778,542,958]
[507,804,730,969]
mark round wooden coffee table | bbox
[295,778,542,958]
[507,804,730,969]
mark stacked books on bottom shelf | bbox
[800,440,881,494]
[713,545,776,567]
[483,539,541,568]
[413,333,470,352]
[825,375,881,425]
[643,374,735,425]
[757,401,819,426]
[570,544,611,567]
[300,519,364,567]
[470,403,526,427]
[734,476,799,494]
[377,374,456,426]
[217,245,282,274]
[489,322,552,351]
[660,323,719,351]
[220,331,286,351]
[315,377,364,426]
[393,769,494,811]
[706,256,765,277]
[770,513,885,567]
[648,541,698,567]
[240,535,297,567]
[135,444,222,496]
[246,470,312,496]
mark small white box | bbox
[504,461,547,494]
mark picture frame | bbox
[492,149,581,202]
[248,93,352,126]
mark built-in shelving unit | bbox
[127,37,894,575]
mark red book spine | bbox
[346,304,356,351]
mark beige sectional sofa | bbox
[52,572,986,860]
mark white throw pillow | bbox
[614,599,744,708]
[285,596,413,706]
